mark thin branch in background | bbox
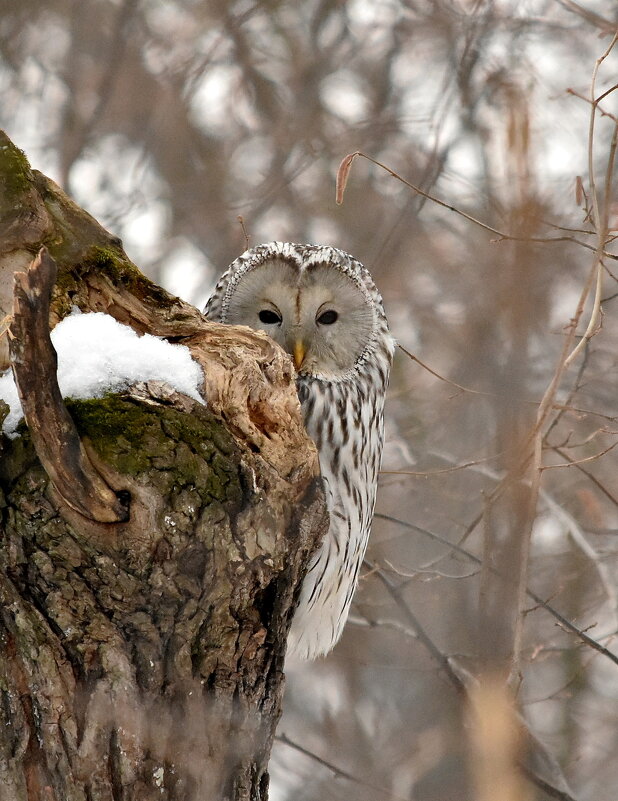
[369,561,466,693]
[336,150,618,260]
[275,733,411,801]
[367,560,578,801]
[374,513,618,669]
[383,556,480,581]
[543,337,591,443]
[409,448,618,631]
[398,343,614,423]
[349,612,421,643]
[550,445,618,507]
[548,424,609,452]
[441,448,617,627]
[59,0,140,186]
[566,87,618,122]
[381,450,506,477]
[539,216,595,236]
[551,403,617,423]
[540,439,618,470]
[540,489,618,623]
[397,343,493,397]
[564,34,618,368]
[237,215,250,250]
[556,0,618,34]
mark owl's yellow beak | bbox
[293,340,307,370]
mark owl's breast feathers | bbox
[287,338,393,660]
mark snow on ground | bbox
[0,311,204,437]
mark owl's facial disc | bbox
[223,258,375,379]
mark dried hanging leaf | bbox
[575,175,585,207]
[335,151,360,205]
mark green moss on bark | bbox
[51,244,143,298]
[0,136,32,201]
[49,242,185,321]
[66,395,243,507]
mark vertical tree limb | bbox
[8,247,128,523]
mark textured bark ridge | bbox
[0,130,328,800]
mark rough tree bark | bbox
[0,131,328,801]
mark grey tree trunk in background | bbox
[0,131,327,801]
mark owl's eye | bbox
[258,309,282,325]
[316,309,338,325]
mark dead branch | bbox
[370,561,466,694]
[8,247,128,523]
[564,33,618,368]
[541,440,618,470]
[556,0,618,36]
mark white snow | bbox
[0,311,205,437]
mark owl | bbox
[205,242,394,659]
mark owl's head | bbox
[205,242,391,381]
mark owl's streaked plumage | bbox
[205,242,394,659]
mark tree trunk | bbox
[0,131,327,801]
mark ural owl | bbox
[205,242,394,659]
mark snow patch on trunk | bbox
[0,311,204,437]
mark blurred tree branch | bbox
[374,513,618,669]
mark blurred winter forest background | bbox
[2,1,618,799]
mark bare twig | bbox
[397,343,493,397]
[381,444,510,477]
[555,0,618,35]
[540,489,618,622]
[398,343,618,427]
[367,558,578,801]
[275,733,410,801]
[336,150,618,260]
[540,440,618,470]
[565,32,618,367]
[551,445,618,506]
[566,87,618,122]
[237,215,250,250]
[370,562,465,694]
[383,556,480,581]
[374,513,618,669]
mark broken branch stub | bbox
[8,247,129,523]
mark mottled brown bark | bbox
[0,130,327,800]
